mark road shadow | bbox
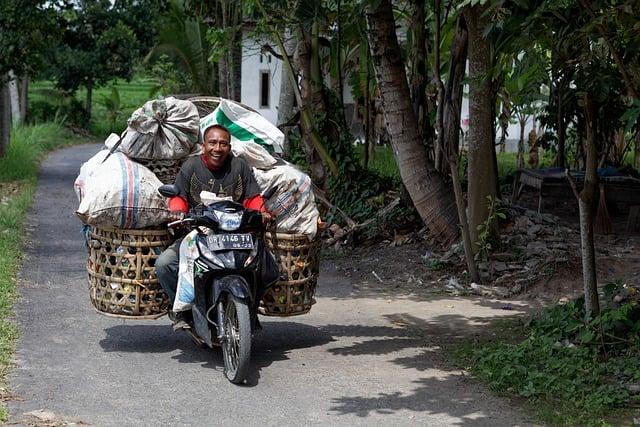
[244,321,335,386]
[329,375,528,425]
[317,313,533,424]
[99,321,334,387]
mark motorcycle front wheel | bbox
[222,295,251,384]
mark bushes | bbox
[458,282,640,425]
[28,98,90,128]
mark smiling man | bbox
[173,124,262,207]
[156,123,266,331]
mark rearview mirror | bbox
[158,184,179,198]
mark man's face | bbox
[202,127,231,170]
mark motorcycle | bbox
[158,184,279,384]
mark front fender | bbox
[212,275,251,306]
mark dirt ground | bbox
[328,189,640,308]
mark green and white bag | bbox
[200,99,285,155]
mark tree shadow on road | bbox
[319,313,534,425]
[243,321,335,386]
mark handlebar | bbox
[167,217,195,228]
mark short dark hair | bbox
[203,124,231,141]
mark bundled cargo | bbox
[118,97,200,161]
[76,151,171,229]
[253,161,319,239]
[199,99,284,155]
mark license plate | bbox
[206,233,253,250]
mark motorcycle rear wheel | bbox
[222,295,251,384]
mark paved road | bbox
[9,144,538,426]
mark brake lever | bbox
[167,217,195,228]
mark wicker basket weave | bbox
[187,96,257,117]
[87,227,173,318]
[261,232,320,316]
[137,158,185,184]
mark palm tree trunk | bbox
[366,0,459,245]
[464,5,498,245]
[297,26,328,185]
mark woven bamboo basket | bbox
[137,158,185,184]
[261,232,321,316]
[187,96,258,117]
[87,226,174,319]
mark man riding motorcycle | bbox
[155,122,268,331]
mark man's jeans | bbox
[155,238,182,305]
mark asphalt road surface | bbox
[8,144,538,426]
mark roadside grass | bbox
[449,288,640,427]
[0,123,85,421]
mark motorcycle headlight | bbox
[214,211,243,231]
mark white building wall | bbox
[240,33,283,125]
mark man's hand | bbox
[261,211,274,225]
[169,210,185,222]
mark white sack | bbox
[118,97,200,160]
[231,140,277,170]
[74,149,110,202]
[200,99,284,155]
[74,134,123,202]
[253,162,319,239]
[76,152,171,228]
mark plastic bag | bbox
[118,97,200,160]
[173,230,199,312]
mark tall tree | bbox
[463,4,498,246]
[49,1,139,119]
[365,0,459,244]
[0,0,54,154]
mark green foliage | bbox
[0,124,80,181]
[285,130,310,170]
[0,0,55,78]
[48,2,140,102]
[148,54,194,97]
[98,87,122,134]
[146,0,215,94]
[28,96,89,129]
[475,196,506,261]
[460,282,640,425]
